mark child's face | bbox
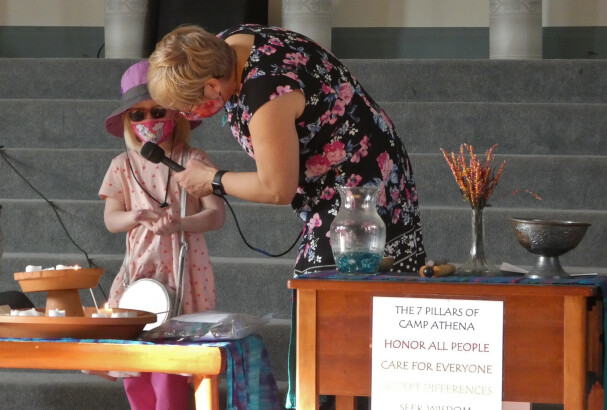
[128,100,177,147]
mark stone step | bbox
[0,199,301,258]
[345,59,607,103]
[2,100,606,154]
[1,148,604,210]
[0,370,289,409]
[2,58,607,103]
[1,202,604,271]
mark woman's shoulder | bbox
[218,23,259,39]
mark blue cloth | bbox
[293,271,607,408]
[0,334,280,410]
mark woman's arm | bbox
[174,90,304,204]
[174,192,226,233]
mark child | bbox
[99,61,225,410]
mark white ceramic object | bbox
[281,0,333,50]
[104,0,154,58]
[489,0,542,59]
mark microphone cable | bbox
[219,195,302,258]
[140,142,303,257]
[0,145,108,300]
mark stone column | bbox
[489,0,542,59]
[281,0,333,51]
[104,0,155,58]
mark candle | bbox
[93,303,113,318]
[48,309,66,317]
[56,264,79,270]
[11,308,44,317]
[111,310,137,318]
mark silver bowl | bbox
[510,218,590,279]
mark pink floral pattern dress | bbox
[98,146,216,313]
[221,25,426,274]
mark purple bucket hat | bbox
[104,60,201,137]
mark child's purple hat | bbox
[104,60,201,137]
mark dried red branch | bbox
[441,144,507,208]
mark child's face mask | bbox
[132,119,175,144]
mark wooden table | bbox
[288,277,605,410]
[0,340,225,410]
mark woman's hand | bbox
[173,157,218,198]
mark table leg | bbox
[192,374,219,410]
[563,295,588,410]
[297,289,319,410]
[588,381,604,410]
[336,395,357,410]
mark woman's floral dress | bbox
[221,24,426,275]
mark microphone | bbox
[140,142,185,172]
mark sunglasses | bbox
[127,107,168,122]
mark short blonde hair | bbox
[123,114,191,150]
[148,25,236,110]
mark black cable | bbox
[96,43,105,58]
[0,146,108,300]
[220,195,302,257]
[125,140,173,208]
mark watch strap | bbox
[212,170,227,196]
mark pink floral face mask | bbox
[132,119,175,144]
[180,94,225,121]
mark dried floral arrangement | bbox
[440,144,506,209]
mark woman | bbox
[148,24,425,275]
[148,23,426,409]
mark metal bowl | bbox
[510,218,590,279]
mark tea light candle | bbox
[111,310,137,318]
[48,309,66,317]
[11,308,44,317]
[93,305,113,318]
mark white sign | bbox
[371,297,504,410]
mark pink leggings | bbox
[123,372,190,410]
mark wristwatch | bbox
[212,170,228,197]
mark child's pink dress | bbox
[99,145,216,410]
[99,145,216,314]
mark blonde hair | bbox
[123,114,191,150]
[148,25,236,110]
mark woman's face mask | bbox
[180,85,226,121]
[132,119,175,144]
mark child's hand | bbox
[134,209,160,230]
[151,212,181,236]
[135,209,160,222]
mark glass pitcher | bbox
[330,185,386,273]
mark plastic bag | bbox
[141,310,270,342]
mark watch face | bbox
[212,181,224,196]
[212,170,226,196]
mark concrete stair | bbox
[1,57,606,409]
